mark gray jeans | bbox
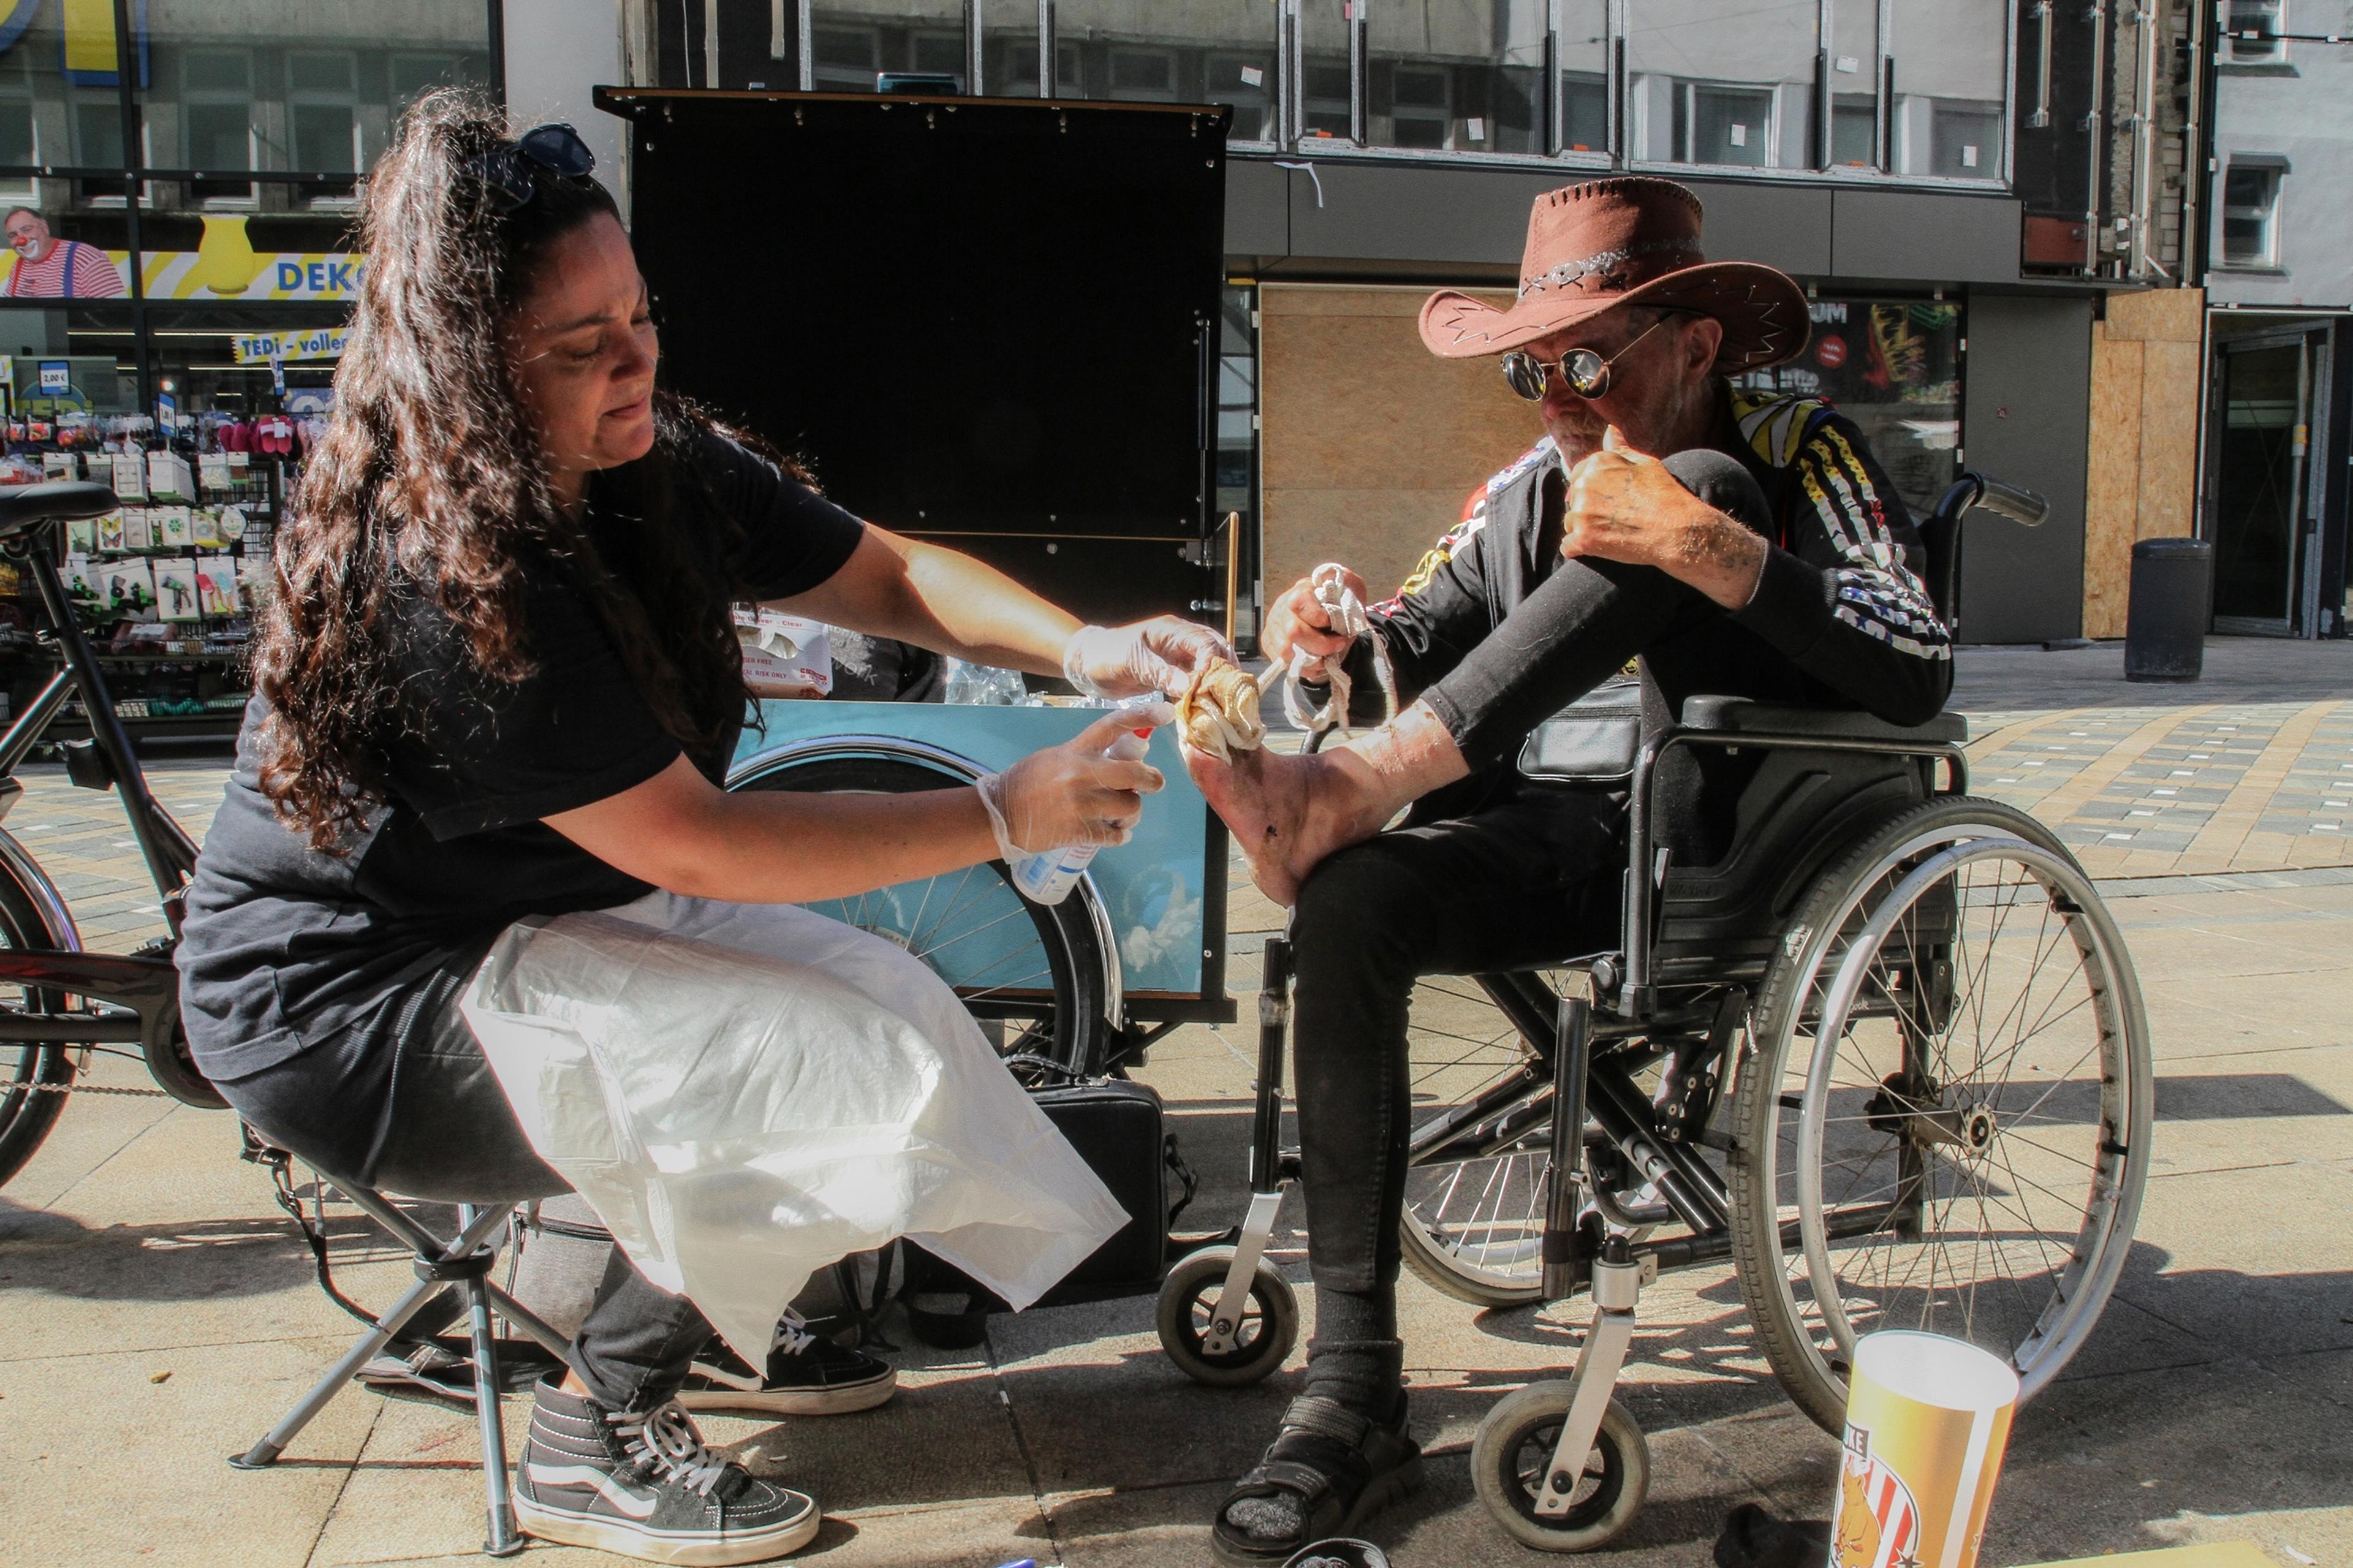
[220,970,716,1412]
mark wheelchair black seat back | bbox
[1645,700,1968,992]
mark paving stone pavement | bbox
[4,643,2350,1568]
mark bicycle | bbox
[0,481,225,1189]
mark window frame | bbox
[2215,156,2286,271]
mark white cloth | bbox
[1282,562,1398,738]
[461,890,1127,1358]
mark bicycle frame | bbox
[0,532,208,1102]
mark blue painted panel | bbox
[732,702,1216,999]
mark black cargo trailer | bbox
[595,88,1232,632]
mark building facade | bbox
[2197,4,2352,638]
[510,0,2211,647]
[0,0,495,736]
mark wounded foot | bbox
[1182,740,1390,907]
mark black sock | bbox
[1221,1292,1404,1545]
[1304,1284,1403,1418]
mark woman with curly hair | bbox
[175,91,1222,1564]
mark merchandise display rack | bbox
[0,411,294,747]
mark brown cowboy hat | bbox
[1419,175,1809,373]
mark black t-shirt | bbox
[176,430,865,1083]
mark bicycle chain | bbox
[15,1076,176,1098]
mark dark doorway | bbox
[2208,325,2333,635]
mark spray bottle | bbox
[1007,722,1155,906]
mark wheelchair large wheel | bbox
[1729,797,2153,1432]
[735,755,1113,1076]
[1398,971,1571,1308]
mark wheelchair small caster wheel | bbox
[1156,1245,1298,1387]
[1472,1384,1650,1552]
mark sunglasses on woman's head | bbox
[465,123,597,213]
[1500,312,1684,403]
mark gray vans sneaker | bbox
[513,1377,819,1565]
[675,1312,897,1417]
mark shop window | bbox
[1207,53,1276,142]
[0,94,32,169]
[390,53,466,113]
[1928,101,1998,176]
[1629,0,1817,169]
[1559,0,1608,153]
[1831,94,1876,167]
[287,53,362,176]
[983,0,1040,96]
[1683,83,1775,167]
[1366,0,1544,156]
[2219,160,2283,267]
[1108,48,1177,100]
[1298,0,1354,140]
[2224,0,2286,63]
[1384,67,1450,149]
[1828,0,1879,167]
[808,3,966,91]
[1732,298,1963,523]
[1889,0,2004,180]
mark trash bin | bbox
[2124,537,2212,682]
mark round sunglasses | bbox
[1499,312,1685,403]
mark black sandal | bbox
[1210,1395,1422,1566]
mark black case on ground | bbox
[904,1075,1183,1333]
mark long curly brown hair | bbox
[253,90,759,850]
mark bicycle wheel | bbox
[0,847,81,1188]
[1730,797,2153,1432]
[733,754,1113,1077]
[1398,969,1568,1308]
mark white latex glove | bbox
[1063,618,1235,700]
[975,704,1172,857]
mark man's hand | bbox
[1563,426,1767,610]
[1263,566,1370,667]
[1064,617,1235,700]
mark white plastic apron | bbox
[461,890,1127,1359]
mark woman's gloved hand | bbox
[1063,618,1235,700]
[975,705,1172,858]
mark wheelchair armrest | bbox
[1678,695,1968,746]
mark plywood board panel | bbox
[1261,283,1544,603]
[2103,286,2204,343]
[1262,487,1482,613]
[2082,332,2145,638]
[2136,338,2202,540]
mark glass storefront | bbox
[1732,297,1964,523]
[0,2,496,739]
[639,1,2010,183]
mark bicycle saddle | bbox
[0,480,118,540]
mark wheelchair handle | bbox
[1973,476,2048,528]
[1937,471,2047,529]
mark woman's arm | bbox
[546,756,999,904]
[773,526,1077,678]
[545,711,1165,904]
[773,526,1230,699]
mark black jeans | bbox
[1292,449,1775,1297]
[220,971,716,1413]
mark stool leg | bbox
[460,1206,525,1558]
[229,1274,445,1469]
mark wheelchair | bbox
[1154,472,2155,1551]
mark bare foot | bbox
[1183,740,1396,906]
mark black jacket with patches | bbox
[1340,386,1953,862]
[1366,385,1952,727]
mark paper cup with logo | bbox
[1827,1331,2018,1568]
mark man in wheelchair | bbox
[1186,175,1954,1561]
